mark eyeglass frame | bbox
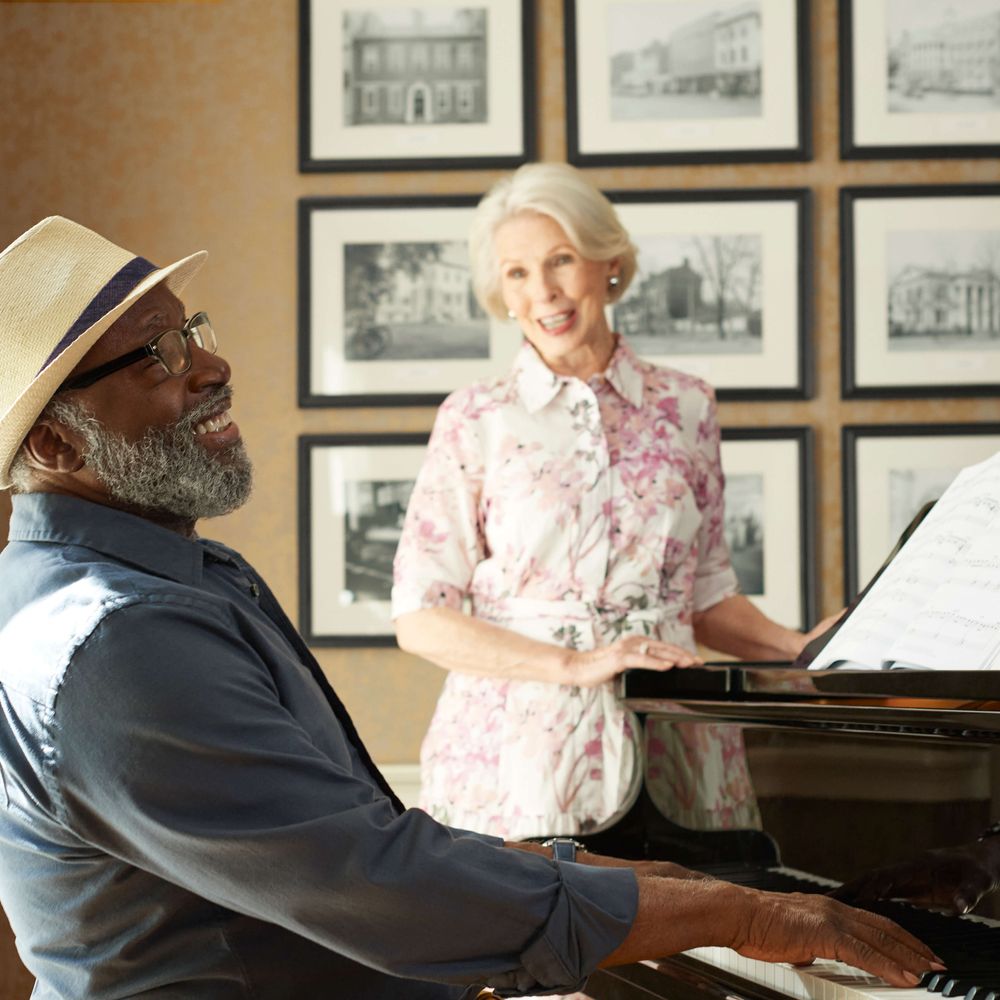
[58,311,216,392]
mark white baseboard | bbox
[379,763,422,810]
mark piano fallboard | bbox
[617,666,1000,742]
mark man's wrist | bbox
[540,837,588,863]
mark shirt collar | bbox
[513,336,646,413]
[8,492,211,585]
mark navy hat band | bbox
[38,256,157,374]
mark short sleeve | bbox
[690,386,739,612]
[392,390,487,618]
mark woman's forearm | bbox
[394,606,574,683]
[692,594,807,661]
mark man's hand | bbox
[727,887,942,985]
[832,840,1000,915]
[600,877,942,989]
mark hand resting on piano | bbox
[832,831,1000,916]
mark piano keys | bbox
[582,666,1000,1000]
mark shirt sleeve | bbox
[690,385,740,612]
[392,390,487,619]
[52,598,636,994]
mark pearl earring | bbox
[507,310,516,320]
[608,275,620,290]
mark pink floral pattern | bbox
[392,338,759,838]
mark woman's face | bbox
[494,212,617,378]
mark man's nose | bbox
[186,342,231,389]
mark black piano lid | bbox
[617,665,1000,742]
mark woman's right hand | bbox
[567,635,702,688]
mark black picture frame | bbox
[299,194,522,408]
[608,187,812,400]
[841,184,1000,399]
[842,423,1000,602]
[299,432,429,646]
[720,426,817,630]
[299,0,536,172]
[840,0,1000,161]
[565,0,810,167]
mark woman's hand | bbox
[567,635,701,688]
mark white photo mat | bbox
[846,430,1000,598]
[305,0,528,165]
[305,438,428,642]
[847,0,1000,154]
[720,433,809,629]
[570,0,802,160]
[612,196,803,393]
[303,200,519,402]
[849,191,1000,393]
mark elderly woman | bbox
[392,162,824,841]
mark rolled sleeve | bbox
[392,391,486,619]
[499,862,637,996]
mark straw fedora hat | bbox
[0,216,206,489]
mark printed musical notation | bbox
[813,452,1000,671]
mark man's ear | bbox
[20,419,86,475]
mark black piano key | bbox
[926,973,953,992]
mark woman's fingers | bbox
[630,637,701,669]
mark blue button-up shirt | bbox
[0,494,636,999]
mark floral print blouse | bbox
[392,338,760,839]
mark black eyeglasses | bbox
[59,312,217,392]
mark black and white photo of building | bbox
[613,232,762,354]
[887,229,1000,349]
[342,7,488,126]
[341,478,415,604]
[343,240,489,361]
[608,0,762,121]
[887,0,1000,113]
[724,473,764,595]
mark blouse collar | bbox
[513,336,646,414]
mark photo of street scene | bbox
[608,0,762,121]
[342,8,488,127]
[341,478,415,604]
[343,240,489,361]
[887,228,1000,351]
[724,473,764,595]
[613,232,763,354]
[886,0,1000,114]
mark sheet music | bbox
[811,452,1000,671]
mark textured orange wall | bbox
[1,0,998,775]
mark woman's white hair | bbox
[469,161,638,319]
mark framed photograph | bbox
[720,427,816,630]
[299,0,535,172]
[299,433,428,646]
[299,196,521,407]
[609,188,811,399]
[842,423,1000,601]
[840,0,1000,159]
[565,0,809,167]
[842,185,1000,399]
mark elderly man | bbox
[0,217,940,999]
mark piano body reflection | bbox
[579,666,1000,1000]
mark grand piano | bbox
[579,665,1000,1000]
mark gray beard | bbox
[48,390,253,521]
